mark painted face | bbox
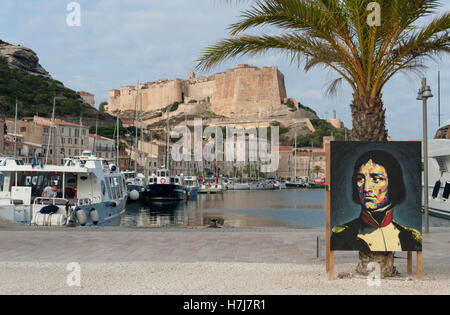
[356,159,389,210]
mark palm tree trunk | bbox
[350,94,388,141]
[350,93,399,277]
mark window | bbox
[68,128,71,137]
[75,128,79,137]
[105,152,109,158]
[68,149,71,155]
[74,138,78,145]
[62,138,65,144]
[82,129,86,135]
[81,139,83,145]
[20,127,26,132]
[68,138,72,144]
[61,127,64,134]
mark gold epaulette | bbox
[332,225,348,233]
[394,221,423,242]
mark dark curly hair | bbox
[351,150,406,206]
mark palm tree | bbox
[196,0,449,276]
[313,165,323,177]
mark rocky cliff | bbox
[0,40,114,126]
[0,40,50,78]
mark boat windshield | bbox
[18,172,78,199]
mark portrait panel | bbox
[330,142,422,252]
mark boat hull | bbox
[144,184,187,201]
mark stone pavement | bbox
[1,226,449,266]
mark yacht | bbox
[145,167,187,201]
[427,120,450,219]
[0,151,128,226]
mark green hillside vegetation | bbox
[295,119,351,147]
[0,56,108,120]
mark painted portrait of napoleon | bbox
[331,149,422,252]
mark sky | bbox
[0,0,449,140]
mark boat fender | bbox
[129,190,140,201]
[432,180,441,199]
[75,207,87,226]
[443,181,450,201]
[32,213,66,226]
[110,201,118,208]
[90,208,99,225]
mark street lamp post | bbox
[417,78,433,234]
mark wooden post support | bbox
[329,251,335,280]
[417,251,423,280]
[325,143,331,274]
[407,251,413,275]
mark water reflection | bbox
[118,190,450,229]
[120,190,326,228]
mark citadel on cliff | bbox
[105,64,318,125]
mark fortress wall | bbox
[143,79,183,111]
[108,80,183,113]
[107,65,289,119]
[210,65,285,119]
[185,79,215,102]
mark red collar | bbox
[360,208,393,228]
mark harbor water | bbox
[115,189,449,229]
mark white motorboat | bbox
[427,120,450,220]
[0,151,128,226]
[198,176,224,194]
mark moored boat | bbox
[144,167,187,201]
[426,120,450,220]
[123,171,146,202]
[0,151,128,226]
[185,176,200,199]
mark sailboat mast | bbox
[116,115,119,167]
[94,119,98,155]
[140,91,144,175]
[45,97,56,165]
[294,129,297,183]
[13,99,17,159]
[79,116,82,155]
[166,97,171,170]
[134,81,139,173]
[438,70,441,127]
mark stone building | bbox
[89,134,116,160]
[5,118,44,162]
[78,91,95,107]
[33,116,90,165]
[106,64,293,120]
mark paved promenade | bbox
[1,226,449,294]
